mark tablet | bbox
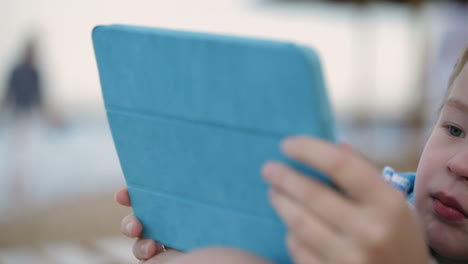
[93,24,336,263]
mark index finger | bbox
[281,136,392,203]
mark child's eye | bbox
[447,125,465,138]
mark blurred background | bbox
[0,0,467,263]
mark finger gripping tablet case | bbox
[92,24,336,264]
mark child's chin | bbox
[429,233,468,261]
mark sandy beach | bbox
[0,192,131,248]
[0,192,138,264]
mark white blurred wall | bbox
[0,0,445,119]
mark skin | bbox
[414,63,468,263]
[115,188,170,261]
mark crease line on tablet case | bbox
[129,184,280,223]
[107,105,289,139]
[107,105,336,188]
[132,186,291,263]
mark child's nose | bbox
[447,149,468,181]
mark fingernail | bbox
[262,162,279,183]
[281,137,295,150]
[338,142,353,152]
[141,242,149,256]
[125,221,133,234]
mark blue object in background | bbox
[93,24,336,264]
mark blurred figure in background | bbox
[2,36,62,205]
[3,37,43,204]
[6,39,43,115]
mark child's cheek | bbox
[416,131,448,192]
[414,140,441,213]
[415,153,436,192]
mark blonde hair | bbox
[447,44,468,91]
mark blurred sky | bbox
[0,0,448,120]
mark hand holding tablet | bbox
[93,24,336,263]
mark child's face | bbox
[415,63,468,260]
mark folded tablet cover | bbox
[93,24,336,264]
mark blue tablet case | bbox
[93,24,336,264]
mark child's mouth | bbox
[431,192,467,223]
